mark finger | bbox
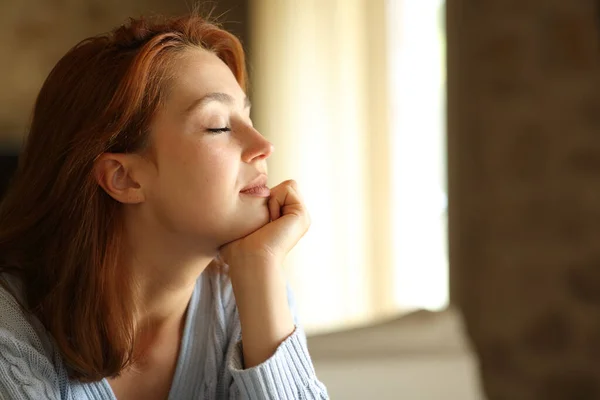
[284,179,298,191]
[269,181,304,217]
[262,182,311,255]
[268,194,282,221]
[281,180,304,201]
[283,185,310,226]
[270,182,308,227]
[267,182,288,222]
[270,180,302,205]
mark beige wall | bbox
[0,0,248,149]
[448,0,600,398]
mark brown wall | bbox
[448,0,600,399]
[0,0,248,150]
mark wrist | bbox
[227,254,282,282]
[228,257,295,368]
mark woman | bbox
[0,13,329,400]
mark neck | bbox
[124,212,216,337]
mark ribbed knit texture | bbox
[0,272,329,399]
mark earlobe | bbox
[94,153,145,204]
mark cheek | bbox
[163,137,229,180]
[149,135,244,234]
[166,142,239,214]
[191,144,238,190]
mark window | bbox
[388,0,448,311]
[250,0,448,333]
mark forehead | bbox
[166,48,245,111]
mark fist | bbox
[219,179,310,267]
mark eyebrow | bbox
[184,92,251,114]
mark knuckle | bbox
[284,179,298,189]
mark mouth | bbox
[240,173,270,197]
[240,185,271,197]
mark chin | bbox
[225,208,270,242]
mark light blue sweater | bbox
[0,271,329,399]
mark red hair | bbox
[0,14,246,381]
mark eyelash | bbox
[206,127,231,134]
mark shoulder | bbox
[0,275,52,353]
[0,275,66,399]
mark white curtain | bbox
[249,0,394,333]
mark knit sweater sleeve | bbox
[0,283,62,400]
[226,285,329,400]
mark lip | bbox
[240,174,270,197]
[240,185,271,197]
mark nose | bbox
[241,126,274,163]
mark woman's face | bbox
[141,48,273,250]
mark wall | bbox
[447,0,600,399]
[0,0,249,149]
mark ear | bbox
[93,153,146,204]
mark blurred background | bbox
[4,0,600,399]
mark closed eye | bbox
[207,127,231,133]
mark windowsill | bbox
[307,306,475,360]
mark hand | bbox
[219,179,310,267]
[218,180,305,367]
